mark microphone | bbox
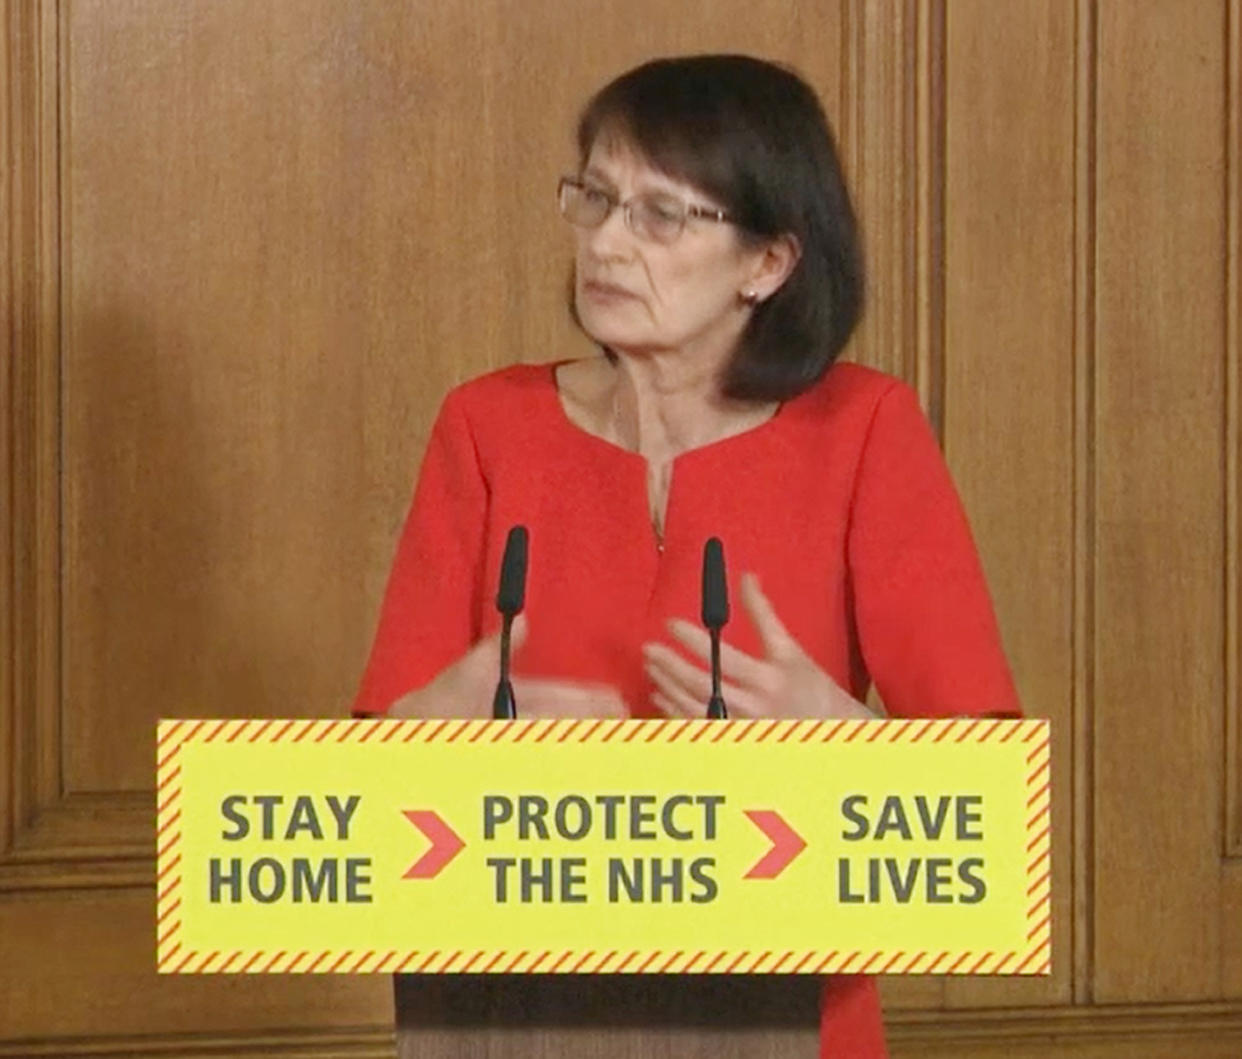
[701,537,729,719]
[493,526,528,719]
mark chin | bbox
[576,303,649,351]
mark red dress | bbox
[353,359,1023,1056]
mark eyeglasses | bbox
[557,176,733,245]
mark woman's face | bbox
[571,138,768,365]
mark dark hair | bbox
[573,54,864,402]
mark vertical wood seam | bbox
[839,0,871,377]
[52,0,65,804]
[841,0,859,201]
[841,0,918,391]
[915,0,946,442]
[6,0,39,849]
[914,0,928,404]
[7,0,63,845]
[35,0,58,816]
[1072,0,1098,1009]
[2,0,16,858]
[1225,0,1241,864]
[901,0,918,394]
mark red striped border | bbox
[1020,725,1053,976]
[156,721,188,972]
[158,718,1047,748]
[155,944,1037,976]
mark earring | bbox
[740,289,760,305]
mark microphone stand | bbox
[493,620,517,720]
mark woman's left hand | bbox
[642,572,877,721]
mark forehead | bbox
[583,134,705,197]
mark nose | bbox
[582,202,635,261]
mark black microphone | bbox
[701,537,729,719]
[493,526,528,719]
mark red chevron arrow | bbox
[402,810,465,879]
[743,809,806,879]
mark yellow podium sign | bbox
[156,717,1050,976]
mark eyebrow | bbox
[580,166,616,188]
[581,165,680,198]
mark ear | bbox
[744,234,802,303]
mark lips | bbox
[582,279,639,300]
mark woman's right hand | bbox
[388,616,628,720]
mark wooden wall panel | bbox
[2,0,131,889]
[890,1001,1242,1057]
[1224,863,1242,995]
[1222,0,1242,1003]
[1092,0,1227,1002]
[0,892,392,1041]
[1230,0,1242,868]
[841,0,942,397]
[62,0,462,795]
[940,0,1077,1009]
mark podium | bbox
[155,715,1049,1056]
[393,974,819,1057]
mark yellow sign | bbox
[156,717,1050,976]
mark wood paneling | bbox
[1092,0,1227,1003]
[841,0,945,406]
[1229,0,1242,1002]
[941,0,1077,1009]
[0,1035,393,1058]
[1223,862,1242,994]
[61,0,460,795]
[1071,0,1099,1009]
[0,891,392,1037]
[890,1001,1242,1057]
[7,0,1242,1053]
[1229,0,1242,865]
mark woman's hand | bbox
[642,573,877,721]
[389,616,628,720]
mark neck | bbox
[607,350,773,458]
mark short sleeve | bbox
[847,382,1021,719]
[351,389,488,716]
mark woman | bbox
[355,54,1021,1059]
